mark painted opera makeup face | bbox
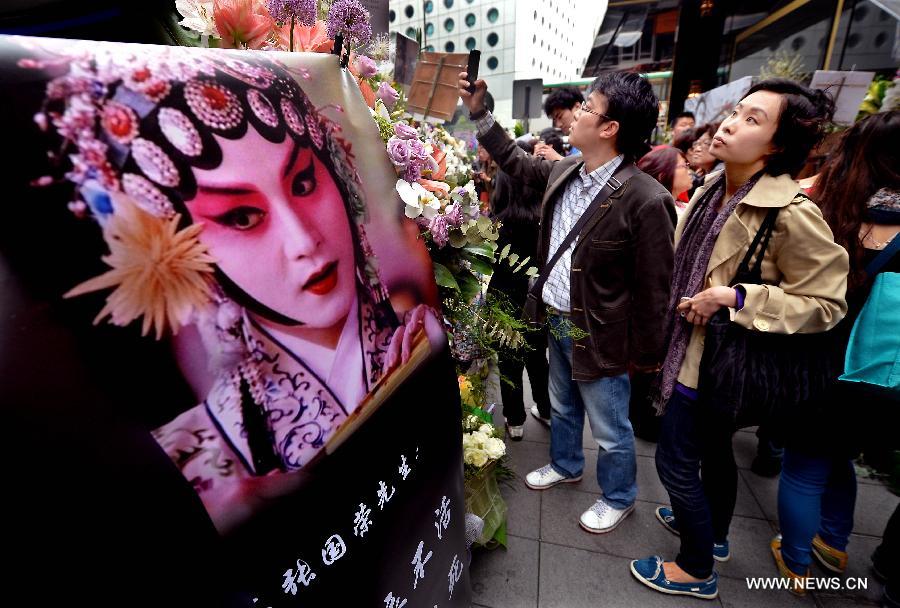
[187,127,357,330]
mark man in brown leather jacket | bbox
[459,70,674,534]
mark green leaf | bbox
[464,242,496,259]
[507,253,519,266]
[449,231,469,248]
[525,267,539,277]
[433,262,459,290]
[467,230,486,245]
[476,216,493,233]
[458,272,482,302]
[498,243,511,261]
[465,254,494,276]
[514,256,531,272]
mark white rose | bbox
[478,424,494,435]
[470,431,489,446]
[464,447,488,468]
[484,437,506,460]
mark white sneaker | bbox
[525,464,581,490]
[530,406,551,426]
[579,499,634,534]
[507,424,524,441]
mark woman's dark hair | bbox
[672,126,699,154]
[745,78,835,177]
[814,111,900,288]
[543,86,584,117]
[588,71,659,160]
[637,146,680,194]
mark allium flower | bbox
[376,81,399,109]
[354,55,377,78]
[64,193,216,339]
[266,0,315,25]
[326,0,372,49]
[175,0,219,37]
[214,0,274,50]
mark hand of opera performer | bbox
[534,142,563,162]
[676,286,738,326]
[458,71,488,114]
[385,304,446,370]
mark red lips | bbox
[303,261,338,296]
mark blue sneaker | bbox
[630,555,718,600]
[655,507,731,562]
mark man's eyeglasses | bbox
[579,101,612,122]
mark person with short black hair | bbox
[543,86,584,136]
[672,111,696,138]
[459,69,675,535]
[630,79,848,600]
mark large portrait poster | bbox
[0,35,469,607]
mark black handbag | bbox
[697,207,841,429]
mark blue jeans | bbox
[547,315,636,509]
[778,448,857,575]
[655,389,737,579]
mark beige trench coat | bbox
[675,172,849,389]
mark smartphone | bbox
[466,49,481,94]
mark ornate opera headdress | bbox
[21,38,390,338]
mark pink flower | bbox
[445,201,463,227]
[276,19,334,52]
[354,55,377,78]
[429,214,450,248]
[393,122,418,140]
[214,0,274,49]
[377,81,399,109]
[387,136,410,167]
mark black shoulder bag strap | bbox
[731,208,780,286]
[525,162,641,316]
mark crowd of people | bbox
[457,70,899,604]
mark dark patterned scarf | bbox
[654,172,763,413]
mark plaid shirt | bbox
[542,155,623,312]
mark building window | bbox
[405,5,414,18]
[389,9,395,22]
[487,56,499,70]
[405,27,416,38]
[465,36,477,50]
[444,18,454,32]
[487,32,499,47]
[425,22,434,36]
[465,13,476,27]
[487,8,499,23]
[444,0,453,8]
[425,0,433,13]
[445,41,455,52]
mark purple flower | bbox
[326,0,372,48]
[393,122,418,140]
[377,81,399,109]
[355,55,377,78]
[386,136,410,167]
[445,201,463,227]
[429,214,450,248]
[266,0,316,26]
[407,138,428,161]
[404,159,424,182]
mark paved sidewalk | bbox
[470,387,898,608]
